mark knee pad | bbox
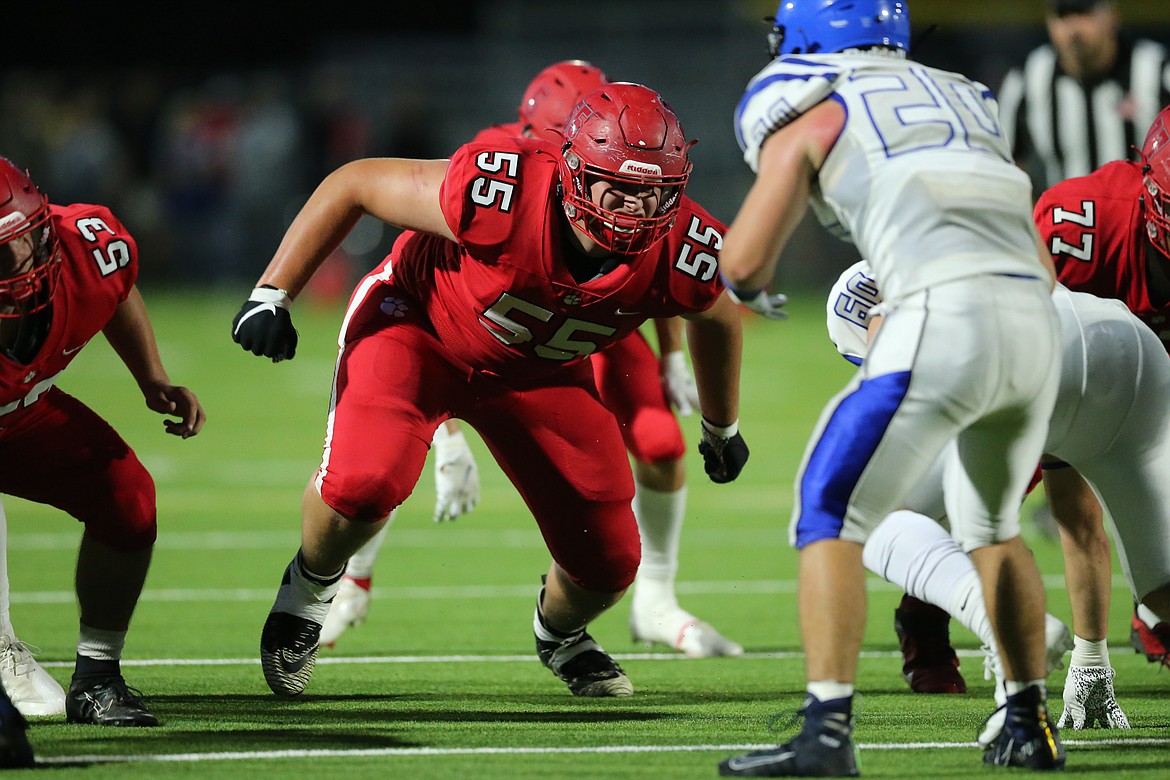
[625,408,686,463]
[84,466,158,552]
[567,546,640,594]
[318,466,412,523]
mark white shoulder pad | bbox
[734,55,843,173]
[825,260,881,363]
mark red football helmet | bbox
[559,82,694,255]
[518,60,609,144]
[1143,104,1170,261]
[0,158,59,318]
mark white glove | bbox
[432,425,480,522]
[1057,665,1130,729]
[725,285,789,320]
[661,351,699,417]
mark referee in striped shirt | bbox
[998,0,1170,192]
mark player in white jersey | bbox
[718,2,1064,775]
[830,260,1170,739]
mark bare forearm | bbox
[653,317,684,355]
[685,295,742,425]
[259,158,453,297]
[103,287,169,392]
[1044,465,1111,640]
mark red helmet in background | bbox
[1143,104,1170,261]
[518,60,609,144]
[0,158,59,318]
[559,82,694,255]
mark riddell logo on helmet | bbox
[0,211,28,233]
[619,161,662,176]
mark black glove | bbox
[699,417,749,484]
[232,287,298,362]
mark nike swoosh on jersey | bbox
[62,343,86,356]
[614,308,642,315]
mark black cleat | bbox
[65,676,159,727]
[260,611,322,697]
[536,630,633,697]
[0,690,34,768]
[982,685,1065,770]
[719,704,859,777]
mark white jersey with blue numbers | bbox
[735,52,1046,304]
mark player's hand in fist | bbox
[699,418,749,483]
[232,286,298,362]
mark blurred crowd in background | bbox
[3,1,1167,294]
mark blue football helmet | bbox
[767,1,911,58]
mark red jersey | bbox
[1035,161,1170,347]
[471,122,522,146]
[0,204,136,418]
[355,136,725,382]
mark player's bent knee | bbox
[626,410,686,463]
[321,470,412,524]
[84,481,158,552]
[568,547,640,593]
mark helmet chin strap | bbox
[0,294,51,364]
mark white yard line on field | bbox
[34,648,1017,668]
[33,738,1170,766]
[9,574,1129,605]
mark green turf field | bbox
[7,288,1168,777]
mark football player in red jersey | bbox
[0,158,205,731]
[1035,103,1170,670]
[321,60,745,659]
[233,82,747,699]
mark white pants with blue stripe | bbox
[790,274,1059,551]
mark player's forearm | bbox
[686,295,742,426]
[1043,465,1111,640]
[653,317,684,356]
[103,287,170,392]
[258,158,453,298]
[258,169,366,298]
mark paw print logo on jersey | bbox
[380,297,409,318]
[561,292,582,306]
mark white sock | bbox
[272,551,344,624]
[345,512,394,579]
[1070,635,1110,668]
[863,509,996,646]
[807,680,854,702]
[0,501,12,637]
[1137,603,1164,627]
[532,590,578,642]
[77,623,126,661]
[1006,679,1047,698]
[631,483,686,610]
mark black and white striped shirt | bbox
[998,35,1170,190]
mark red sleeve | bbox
[660,198,727,314]
[53,203,138,302]
[1034,162,1144,300]
[470,122,523,145]
[438,137,559,255]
